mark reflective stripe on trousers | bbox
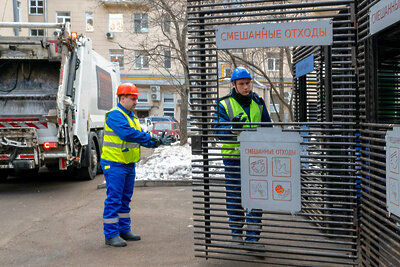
[103,213,130,224]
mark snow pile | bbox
[135,142,224,181]
[136,142,193,180]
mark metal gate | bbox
[356,0,400,264]
[191,122,359,265]
[187,0,360,265]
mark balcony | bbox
[100,0,149,6]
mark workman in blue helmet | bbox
[101,83,173,247]
[214,66,272,247]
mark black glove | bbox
[160,131,173,146]
[151,136,161,148]
[232,112,247,129]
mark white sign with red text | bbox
[370,0,400,35]
[215,20,333,49]
[386,127,400,217]
[239,128,302,212]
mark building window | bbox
[109,14,123,32]
[134,51,149,69]
[224,67,232,78]
[30,29,44,36]
[29,0,43,15]
[267,58,279,71]
[163,92,175,117]
[109,49,124,70]
[56,12,71,24]
[188,55,196,68]
[86,12,94,32]
[138,92,148,103]
[133,14,148,33]
[269,103,280,113]
[162,14,170,34]
[164,50,171,69]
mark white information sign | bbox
[370,0,400,35]
[215,20,333,49]
[385,127,400,217]
[239,128,302,213]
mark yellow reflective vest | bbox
[101,107,141,164]
[220,97,263,158]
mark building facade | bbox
[0,0,183,119]
[0,0,293,122]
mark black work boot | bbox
[120,231,141,241]
[105,236,127,247]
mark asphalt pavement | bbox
[0,173,261,267]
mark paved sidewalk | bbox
[0,176,260,267]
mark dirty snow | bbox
[135,142,223,181]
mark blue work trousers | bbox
[101,159,136,239]
[224,159,262,241]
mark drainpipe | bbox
[12,0,18,36]
[44,0,48,36]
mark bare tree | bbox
[111,0,189,145]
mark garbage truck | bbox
[0,22,120,180]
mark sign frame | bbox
[216,20,333,49]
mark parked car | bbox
[151,121,180,142]
[144,116,178,133]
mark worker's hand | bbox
[232,112,246,129]
[160,132,173,146]
[151,136,161,148]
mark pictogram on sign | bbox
[272,181,292,201]
[249,180,268,200]
[249,156,267,176]
[272,157,291,177]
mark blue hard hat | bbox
[230,67,252,82]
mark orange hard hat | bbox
[116,83,140,96]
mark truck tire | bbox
[79,132,99,180]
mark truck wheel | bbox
[79,132,98,180]
[0,169,10,182]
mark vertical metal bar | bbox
[365,37,378,123]
[324,46,333,122]
[299,75,307,121]
[197,10,211,252]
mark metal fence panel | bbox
[191,122,358,265]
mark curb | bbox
[97,180,192,189]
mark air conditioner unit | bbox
[105,32,114,39]
[150,85,160,93]
[151,92,160,101]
